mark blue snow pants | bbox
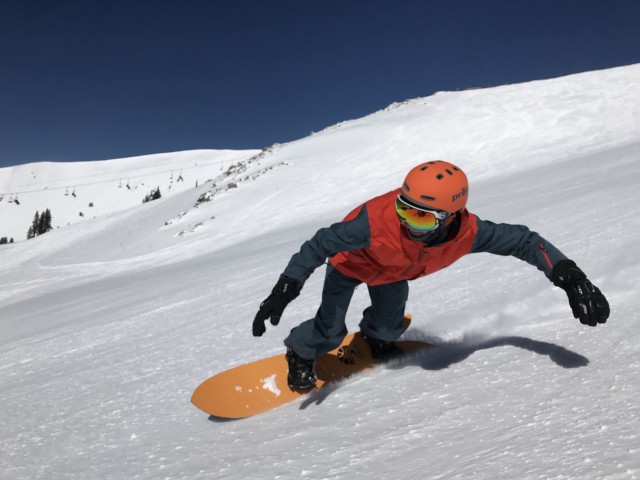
[284,265,409,360]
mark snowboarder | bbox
[253,161,610,391]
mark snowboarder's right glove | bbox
[552,260,609,326]
[252,276,301,337]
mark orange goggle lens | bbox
[395,195,451,232]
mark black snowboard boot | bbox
[362,333,403,360]
[285,347,316,392]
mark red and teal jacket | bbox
[282,189,567,286]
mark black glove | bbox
[552,260,610,326]
[252,276,301,337]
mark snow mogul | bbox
[253,161,610,391]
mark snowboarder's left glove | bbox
[552,260,610,326]
[252,276,301,337]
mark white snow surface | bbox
[1,64,640,480]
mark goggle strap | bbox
[396,195,450,220]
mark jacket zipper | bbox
[539,243,553,270]
[399,265,415,277]
[400,248,427,278]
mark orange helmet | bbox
[400,160,469,213]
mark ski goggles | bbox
[395,195,454,232]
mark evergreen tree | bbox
[143,187,162,203]
[27,211,40,239]
[43,209,53,233]
[38,211,47,235]
[0,237,7,245]
[26,209,53,239]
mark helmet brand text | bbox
[452,187,468,203]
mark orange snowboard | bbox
[192,318,430,418]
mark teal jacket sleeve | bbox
[470,217,568,279]
[282,205,371,285]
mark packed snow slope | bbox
[1,64,640,480]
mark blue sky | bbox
[1,0,639,167]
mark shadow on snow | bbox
[300,335,589,411]
[410,335,589,371]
